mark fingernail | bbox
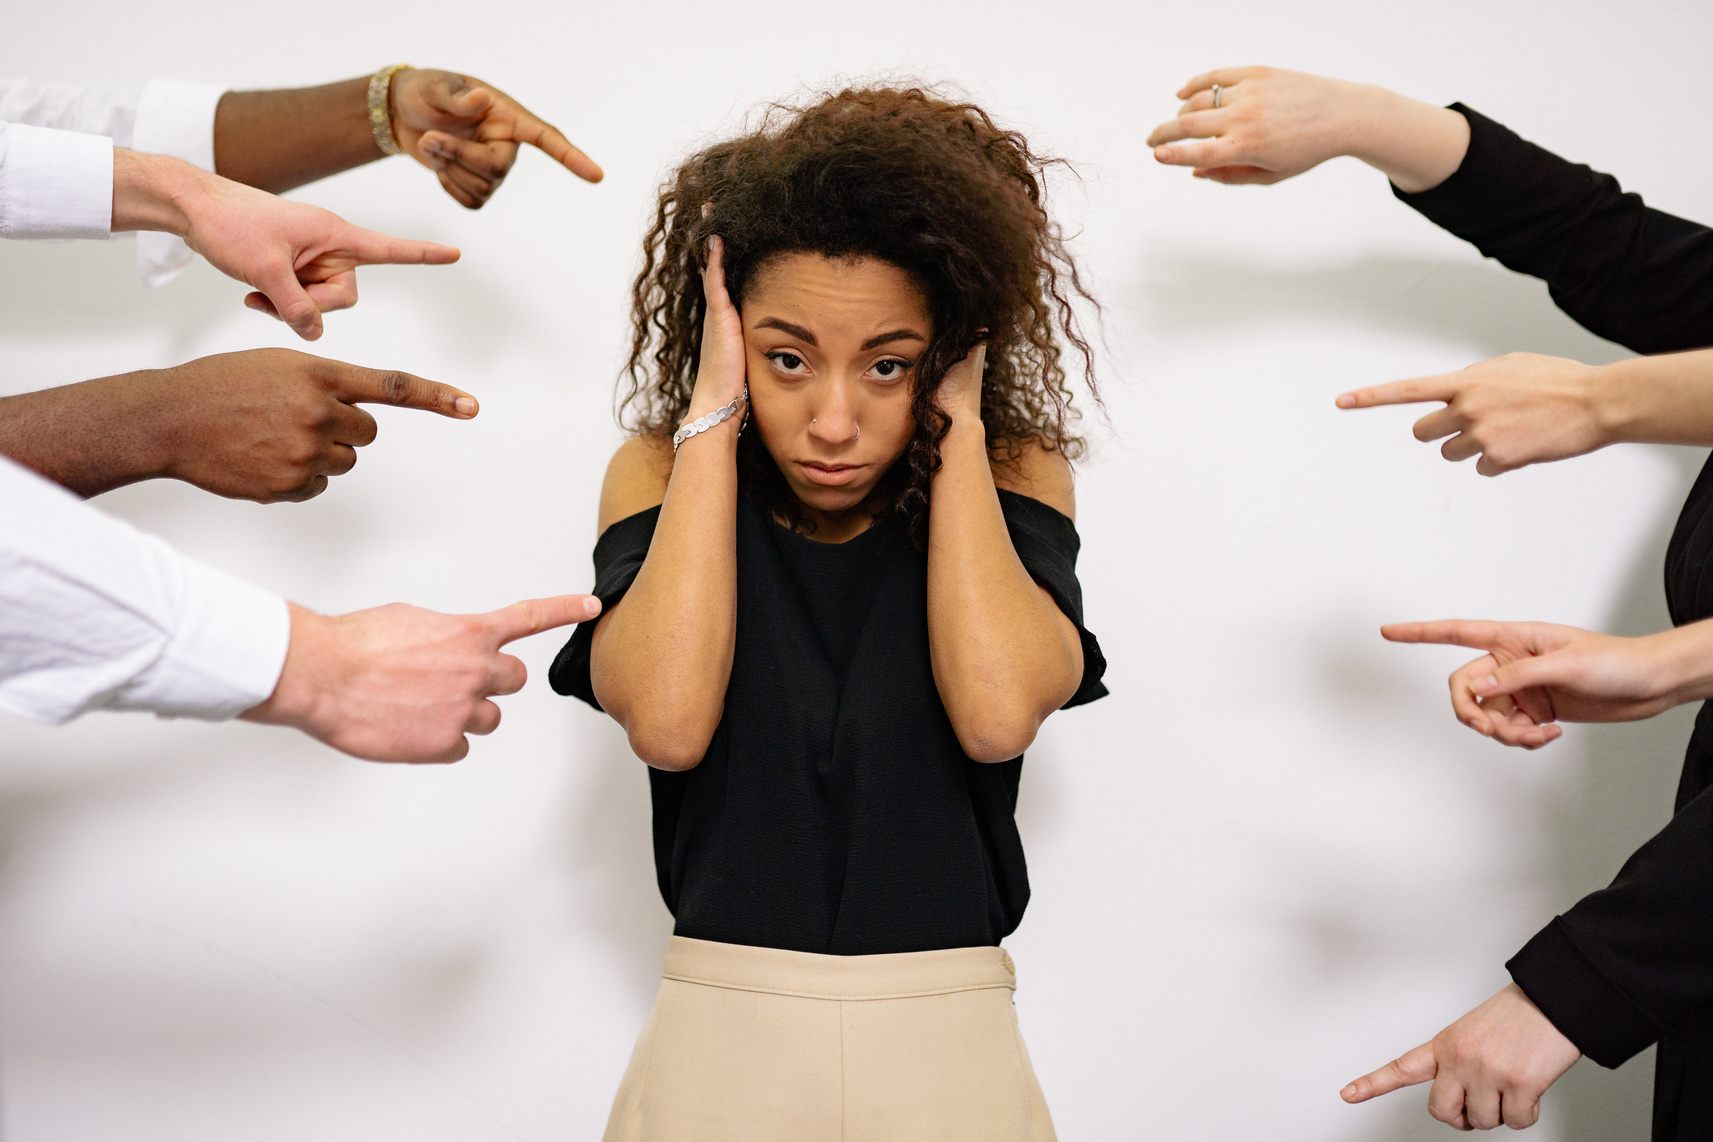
[1335,394,1355,408]
[1474,675,1498,693]
[583,596,603,619]
[1341,1084,1357,1100]
[454,396,477,416]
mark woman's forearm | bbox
[926,425,1083,763]
[1345,85,1470,194]
[1593,349,1713,448]
[590,430,739,770]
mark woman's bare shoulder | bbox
[990,438,1075,521]
[598,434,675,533]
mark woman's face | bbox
[741,253,930,519]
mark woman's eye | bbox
[871,358,912,381]
[767,351,807,373]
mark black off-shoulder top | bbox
[550,489,1106,956]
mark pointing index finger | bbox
[485,594,603,646]
[344,224,462,267]
[328,363,478,419]
[510,106,603,183]
[1382,619,1507,650]
[1341,1042,1438,1104]
[1336,375,1460,410]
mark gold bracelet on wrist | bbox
[367,64,414,157]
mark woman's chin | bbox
[789,480,874,517]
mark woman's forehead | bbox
[743,253,931,342]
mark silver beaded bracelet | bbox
[672,388,748,451]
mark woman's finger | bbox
[1144,114,1213,148]
[1382,619,1508,650]
[465,698,503,736]
[487,652,528,698]
[1175,67,1255,100]
[1450,655,1504,734]
[1412,405,1464,443]
[1426,1071,1472,1130]
[1340,1041,1437,1103]
[1501,1087,1543,1130]
[1337,374,1460,410]
[1194,165,1283,185]
[1154,137,1240,169]
[1441,432,1483,463]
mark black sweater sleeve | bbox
[1508,751,1713,1068]
[1399,108,1713,1069]
[1395,104,1713,354]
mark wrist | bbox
[1588,358,1646,446]
[110,149,210,237]
[1652,620,1713,706]
[241,604,348,733]
[1350,87,1469,194]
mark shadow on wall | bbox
[1138,253,1693,1142]
[1142,252,1636,365]
[558,711,672,1012]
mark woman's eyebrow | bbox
[860,329,927,350]
[755,317,817,345]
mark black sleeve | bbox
[1508,742,1713,1068]
[997,489,1108,708]
[1395,104,1713,355]
[547,506,662,710]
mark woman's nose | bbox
[808,386,859,445]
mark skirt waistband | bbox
[662,936,1018,1001]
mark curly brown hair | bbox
[621,84,1098,536]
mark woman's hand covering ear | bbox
[391,68,603,208]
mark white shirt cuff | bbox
[132,80,225,286]
[112,555,291,720]
[0,123,112,239]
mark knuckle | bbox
[378,371,413,404]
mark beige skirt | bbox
[602,936,1057,1142]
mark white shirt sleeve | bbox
[131,80,226,286]
[0,78,226,282]
[0,456,291,725]
[0,122,113,239]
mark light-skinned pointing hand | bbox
[244,594,603,763]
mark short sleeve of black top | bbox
[1396,104,1713,1119]
[550,490,1106,956]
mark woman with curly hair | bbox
[550,85,1107,1141]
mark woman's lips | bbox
[795,460,867,487]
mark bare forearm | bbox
[592,435,739,767]
[1594,349,1713,447]
[0,374,173,496]
[215,80,380,194]
[927,425,1081,761]
[1345,85,1470,194]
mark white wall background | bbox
[3,2,1710,1139]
